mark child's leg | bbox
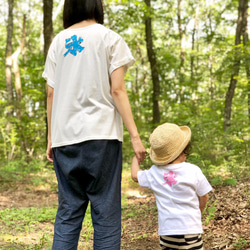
[160,234,204,250]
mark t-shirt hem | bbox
[109,57,135,75]
[42,72,55,88]
[138,171,149,188]
[158,229,203,236]
[198,186,213,197]
[51,136,123,148]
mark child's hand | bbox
[131,156,140,182]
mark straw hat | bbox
[149,123,191,165]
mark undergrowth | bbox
[0,158,249,249]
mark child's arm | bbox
[199,193,209,213]
[131,156,140,182]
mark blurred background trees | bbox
[1,0,249,182]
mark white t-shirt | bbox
[42,24,135,148]
[138,162,212,236]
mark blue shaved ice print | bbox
[64,35,84,57]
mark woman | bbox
[42,0,146,249]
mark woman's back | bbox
[43,23,135,147]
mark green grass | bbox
[0,204,94,249]
[231,238,249,249]
[0,207,56,231]
[0,207,55,249]
[0,167,145,249]
[0,158,249,249]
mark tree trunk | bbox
[190,3,199,89]
[144,0,160,125]
[208,9,215,100]
[224,0,245,131]
[43,0,53,59]
[190,17,196,82]
[177,0,185,83]
[12,14,26,121]
[241,0,250,121]
[177,0,188,103]
[5,0,14,116]
[43,0,53,147]
[11,15,27,155]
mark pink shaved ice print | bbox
[162,171,177,187]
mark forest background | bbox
[1,0,249,183]
[0,0,250,249]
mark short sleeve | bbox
[138,170,152,189]
[196,169,213,197]
[109,35,135,75]
[42,36,58,88]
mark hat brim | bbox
[150,126,191,166]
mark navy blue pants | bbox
[52,140,122,250]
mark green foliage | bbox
[0,206,56,249]
[122,202,157,220]
[1,0,250,184]
[231,238,249,249]
[0,159,47,182]
[204,200,217,225]
[80,204,93,242]
[210,176,223,186]
[0,164,93,249]
[0,207,57,231]
[224,178,237,186]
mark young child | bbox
[131,123,212,250]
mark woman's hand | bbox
[47,140,53,163]
[131,135,146,164]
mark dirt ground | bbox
[0,173,249,250]
[121,176,250,250]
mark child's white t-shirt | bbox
[42,24,135,148]
[137,162,212,236]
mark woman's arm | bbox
[46,85,54,163]
[111,67,146,163]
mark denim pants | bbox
[52,140,122,250]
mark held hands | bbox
[131,135,146,164]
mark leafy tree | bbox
[0,0,249,180]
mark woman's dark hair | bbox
[63,0,104,29]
